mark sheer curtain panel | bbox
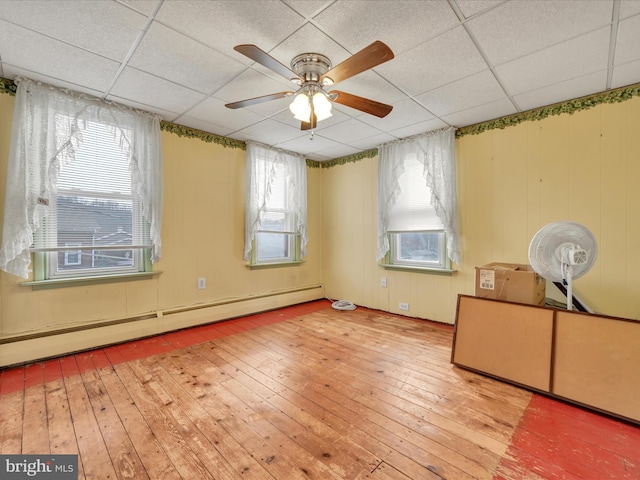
[377,127,460,264]
[0,77,163,278]
[244,141,308,261]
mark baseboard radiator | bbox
[0,285,324,367]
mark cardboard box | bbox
[475,262,546,306]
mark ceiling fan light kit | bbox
[226,41,395,131]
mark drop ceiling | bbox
[1,0,639,161]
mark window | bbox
[390,231,447,268]
[377,127,460,271]
[38,119,148,279]
[254,163,298,263]
[244,142,307,266]
[384,154,449,269]
[0,77,162,282]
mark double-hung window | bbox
[386,154,448,268]
[38,118,148,279]
[0,77,162,283]
[245,141,307,266]
[254,162,297,262]
[377,127,460,271]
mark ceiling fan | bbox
[225,41,395,130]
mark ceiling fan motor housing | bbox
[290,53,333,84]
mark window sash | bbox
[389,231,447,269]
[31,118,150,279]
[253,161,298,264]
[244,141,307,263]
[255,232,298,263]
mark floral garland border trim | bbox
[160,121,246,150]
[308,148,378,169]
[455,81,640,138]
[0,77,17,96]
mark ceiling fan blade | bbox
[225,91,293,109]
[234,44,301,83]
[321,41,394,85]
[329,90,393,118]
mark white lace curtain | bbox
[244,141,308,260]
[377,126,460,264]
[0,77,163,278]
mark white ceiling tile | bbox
[514,71,607,111]
[497,27,611,96]
[152,0,305,55]
[129,23,246,94]
[350,133,398,151]
[106,94,185,120]
[358,98,435,131]
[268,23,350,69]
[182,96,266,132]
[1,65,105,98]
[415,70,506,117]
[389,118,449,140]
[109,67,206,115]
[454,0,504,19]
[235,118,307,146]
[0,0,146,60]
[313,1,460,55]
[467,0,613,65]
[442,97,517,128]
[614,14,640,66]
[174,116,236,137]
[611,59,640,89]
[313,118,384,144]
[313,143,362,160]
[117,0,158,16]
[0,20,120,92]
[276,134,340,158]
[213,69,295,104]
[376,26,488,95]
[331,70,406,105]
[619,0,640,19]
[281,0,334,19]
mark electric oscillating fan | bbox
[528,221,598,311]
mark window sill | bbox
[21,271,162,290]
[246,261,303,270]
[379,263,456,275]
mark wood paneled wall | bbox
[0,93,324,359]
[322,96,640,323]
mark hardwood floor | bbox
[1,300,638,479]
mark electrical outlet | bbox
[381,277,387,287]
[399,302,409,311]
[197,277,206,289]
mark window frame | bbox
[249,161,302,267]
[28,117,154,285]
[388,230,449,270]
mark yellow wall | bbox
[1,88,639,360]
[322,96,640,323]
[0,93,323,349]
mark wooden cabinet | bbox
[452,295,640,425]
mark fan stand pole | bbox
[565,265,573,311]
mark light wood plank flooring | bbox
[1,301,639,479]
